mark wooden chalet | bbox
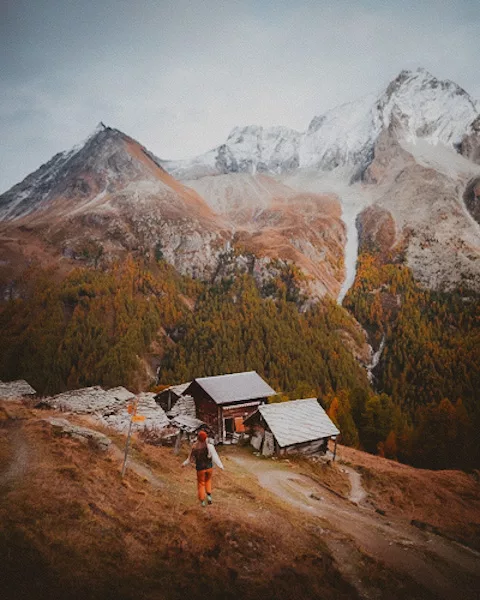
[244,398,340,457]
[184,371,277,442]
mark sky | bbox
[1,0,479,193]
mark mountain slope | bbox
[0,124,215,223]
[0,130,348,299]
[0,124,230,281]
[360,119,480,291]
[184,173,346,297]
[2,400,479,600]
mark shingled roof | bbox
[190,371,276,405]
[247,398,339,447]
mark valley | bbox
[3,1,480,598]
[0,67,479,475]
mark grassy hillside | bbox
[0,401,358,600]
[2,400,479,599]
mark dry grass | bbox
[336,444,480,549]
[292,455,352,498]
[0,402,357,600]
[3,402,478,599]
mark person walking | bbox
[183,430,224,507]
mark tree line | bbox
[0,250,478,470]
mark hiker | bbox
[182,430,224,506]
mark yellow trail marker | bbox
[132,415,146,423]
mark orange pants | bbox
[196,468,213,501]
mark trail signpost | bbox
[121,399,145,478]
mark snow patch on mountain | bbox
[300,94,379,176]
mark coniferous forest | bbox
[0,251,478,471]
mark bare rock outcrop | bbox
[460,116,480,165]
[463,176,480,226]
[357,206,396,255]
[362,125,480,291]
[44,417,111,451]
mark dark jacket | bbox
[192,444,213,471]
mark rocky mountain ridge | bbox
[0,124,231,284]
[161,68,479,182]
[0,124,346,299]
[1,68,480,299]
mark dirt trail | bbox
[342,464,367,504]
[110,444,165,489]
[231,454,480,600]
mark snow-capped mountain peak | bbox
[161,68,479,182]
[0,125,131,220]
[377,68,479,146]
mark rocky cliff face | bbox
[360,123,480,291]
[460,116,480,165]
[463,176,480,227]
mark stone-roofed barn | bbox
[166,394,196,419]
[40,386,170,433]
[244,398,339,457]
[184,371,277,441]
[154,382,191,413]
[0,379,36,400]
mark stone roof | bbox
[100,392,170,433]
[167,394,196,418]
[0,379,36,400]
[189,371,276,405]
[168,382,191,396]
[170,414,205,433]
[43,386,135,414]
[246,398,339,448]
[42,387,169,433]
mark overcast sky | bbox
[1,0,479,193]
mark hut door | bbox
[224,418,234,439]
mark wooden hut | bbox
[244,398,339,457]
[154,382,191,413]
[184,371,276,442]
